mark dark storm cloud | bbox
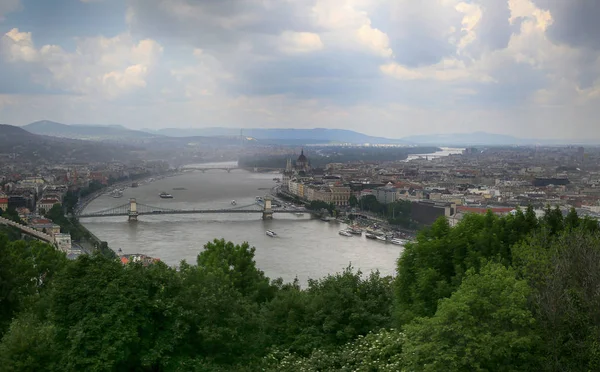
[533,0,600,49]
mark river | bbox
[404,147,464,161]
[81,163,404,285]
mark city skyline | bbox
[0,0,599,139]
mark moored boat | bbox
[390,238,406,245]
[339,230,353,237]
[347,226,363,235]
[365,233,377,239]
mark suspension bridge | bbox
[76,198,312,221]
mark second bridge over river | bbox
[77,198,314,221]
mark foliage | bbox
[264,328,405,371]
[403,262,541,371]
[263,267,394,355]
[2,207,600,371]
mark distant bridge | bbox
[0,216,55,244]
[77,198,313,221]
[181,166,283,173]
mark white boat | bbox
[365,233,377,240]
[294,212,304,217]
[375,235,387,242]
[390,238,407,245]
[231,200,237,205]
[347,226,363,235]
[339,230,353,237]
[111,190,123,198]
[266,230,277,237]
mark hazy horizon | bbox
[0,1,598,140]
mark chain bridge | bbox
[77,198,311,221]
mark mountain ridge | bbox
[18,121,596,145]
[23,120,163,141]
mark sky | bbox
[0,0,599,139]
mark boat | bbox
[390,238,406,245]
[375,235,387,242]
[347,226,363,235]
[266,230,277,237]
[231,200,237,205]
[159,192,173,199]
[339,230,353,237]
[294,212,304,217]
[321,216,332,222]
[131,182,138,188]
[255,196,263,201]
[365,233,377,239]
[110,190,123,198]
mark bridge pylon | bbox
[262,196,273,220]
[128,198,138,222]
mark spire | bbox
[301,148,304,156]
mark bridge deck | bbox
[78,209,311,218]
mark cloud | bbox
[278,31,324,54]
[0,29,163,99]
[0,0,599,140]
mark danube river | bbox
[81,165,403,285]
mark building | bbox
[54,233,72,252]
[411,200,456,225]
[295,149,310,173]
[330,185,351,206]
[29,218,61,235]
[375,183,398,204]
[36,197,61,214]
[0,197,7,212]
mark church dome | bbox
[297,149,307,162]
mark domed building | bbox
[294,149,310,173]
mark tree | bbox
[403,262,541,371]
[348,195,358,208]
[197,239,275,302]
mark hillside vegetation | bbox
[1,206,599,371]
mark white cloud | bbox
[1,28,39,62]
[1,0,600,139]
[0,29,163,99]
[278,31,324,54]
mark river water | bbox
[81,163,403,285]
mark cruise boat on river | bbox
[347,226,363,235]
[110,190,123,198]
[266,230,277,237]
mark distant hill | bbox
[0,124,142,163]
[148,127,408,145]
[23,120,162,142]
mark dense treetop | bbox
[1,206,600,371]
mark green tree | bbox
[0,236,67,336]
[197,239,275,302]
[403,262,541,371]
[348,194,358,208]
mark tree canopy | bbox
[1,206,600,371]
